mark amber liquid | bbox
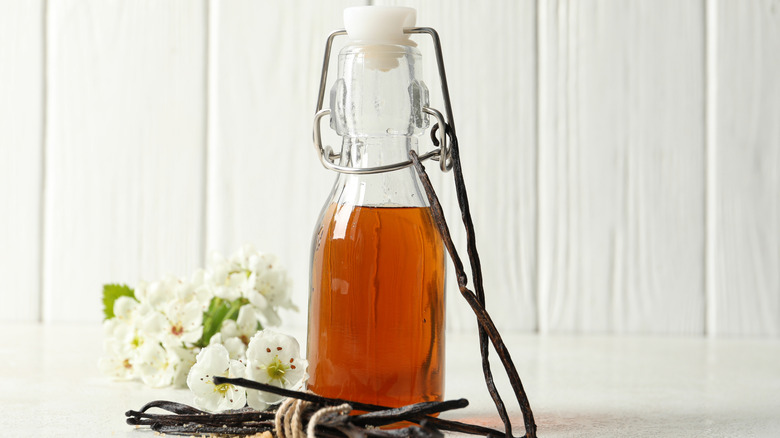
[308,204,446,408]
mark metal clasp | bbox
[313,27,457,174]
[313,106,450,174]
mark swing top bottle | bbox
[306,6,446,408]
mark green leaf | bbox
[198,298,228,348]
[197,297,251,348]
[223,297,248,322]
[102,284,136,320]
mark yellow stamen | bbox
[214,383,231,395]
[266,356,290,382]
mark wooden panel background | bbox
[537,0,706,334]
[0,0,43,322]
[710,0,780,336]
[0,0,777,336]
[43,0,207,322]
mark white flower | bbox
[98,318,137,380]
[134,279,171,310]
[172,346,197,388]
[114,295,139,320]
[188,269,216,308]
[246,253,296,311]
[205,253,247,302]
[143,299,204,348]
[137,275,212,312]
[99,296,152,380]
[168,271,213,309]
[98,353,135,380]
[187,344,247,412]
[205,245,295,329]
[245,330,308,409]
[208,305,260,360]
[135,342,189,388]
[208,332,247,361]
[223,305,259,344]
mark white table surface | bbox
[1,323,779,437]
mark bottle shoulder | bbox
[316,203,439,243]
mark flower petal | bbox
[236,305,257,335]
[113,296,139,321]
[221,320,240,338]
[187,364,216,397]
[247,290,268,309]
[194,344,230,373]
[223,337,247,360]
[136,342,178,388]
[217,384,247,411]
[246,389,269,411]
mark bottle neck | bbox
[328,136,426,208]
[338,136,418,169]
[330,43,429,138]
[324,42,430,209]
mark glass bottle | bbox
[307,7,446,408]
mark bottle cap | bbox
[344,6,416,44]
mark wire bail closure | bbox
[313,28,456,174]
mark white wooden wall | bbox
[0,0,777,337]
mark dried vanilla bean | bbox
[410,147,537,438]
[427,57,517,437]
[126,410,274,426]
[153,423,273,435]
[334,421,444,438]
[134,399,210,415]
[350,399,468,427]
[215,377,503,437]
[430,124,514,438]
[125,400,276,435]
[214,377,388,412]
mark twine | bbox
[306,403,352,438]
[273,395,352,438]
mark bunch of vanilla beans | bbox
[126,129,537,438]
[127,379,499,437]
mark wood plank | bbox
[372,0,539,332]
[207,0,367,329]
[0,0,44,321]
[538,0,706,333]
[44,0,207,322]
[711,0,780,336]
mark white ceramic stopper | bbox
[343,6,416,44]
